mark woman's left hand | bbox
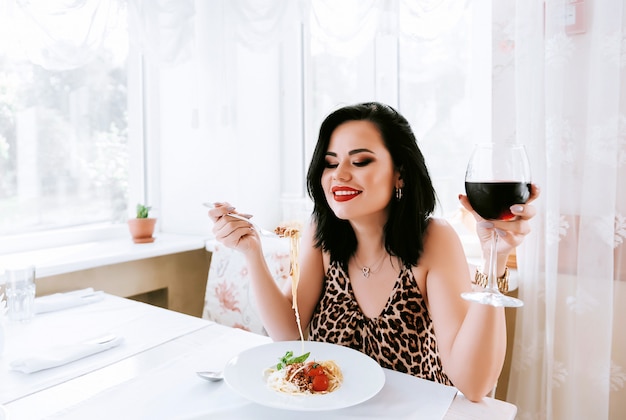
[458,183,540,257]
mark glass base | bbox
[461,291,524,308]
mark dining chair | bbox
[202,237,291,335]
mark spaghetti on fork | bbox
[275,225,305,345]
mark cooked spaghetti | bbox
[275,225,305,345]
[266,357,343,395]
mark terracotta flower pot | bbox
[127,218,157,243]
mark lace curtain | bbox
[505,1,626,419]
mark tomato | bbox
[307,363,324,377]
[311,373,329,392]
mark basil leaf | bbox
[287,352,310,365]
[277,350,294,370]
[276,350,310,370]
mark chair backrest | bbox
[203,237,291,335]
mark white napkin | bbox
[9,335,124,374]
[35,288,104,314]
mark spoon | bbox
[196,370,224,382]
[202,202,277,237]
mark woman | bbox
[208,102,539,401]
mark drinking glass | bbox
[462,143,531,307]
[4,265,36,322]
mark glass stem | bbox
[487,230,500,293]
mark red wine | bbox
[465,181,531,220]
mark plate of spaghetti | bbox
[223,340,385,411]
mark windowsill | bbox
[0,233,211,279]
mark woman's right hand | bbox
[207,202,261,254]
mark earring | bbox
[395,187,403,201]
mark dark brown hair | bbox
[306,102,436,268]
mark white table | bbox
[0,294,517,419]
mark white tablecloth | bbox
[0,294,208,404]
[39,327,458,420]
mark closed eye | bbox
[353,159,372,167]
[324,158,373,168]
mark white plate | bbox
[223,340,385,411]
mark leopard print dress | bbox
[308,260,452,385]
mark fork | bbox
[202,202,277,237]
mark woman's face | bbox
[321,120,400,222]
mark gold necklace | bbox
[353,252,387,278]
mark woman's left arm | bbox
[426,184,540,401]
[423,220,506,402]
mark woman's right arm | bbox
[209,205,324,340]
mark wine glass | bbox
[462,143,531,307]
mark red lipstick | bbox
[332,186,361,202]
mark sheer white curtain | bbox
[14,0,125,70]
[309,0,379,57]
[506,1,626,419]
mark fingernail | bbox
[495,228,507,237]
[478,221,494,228]
[511,205,524,213]
[226,206,236,212]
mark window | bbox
[0,0,134,253]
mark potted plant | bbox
[127,203,157,243]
